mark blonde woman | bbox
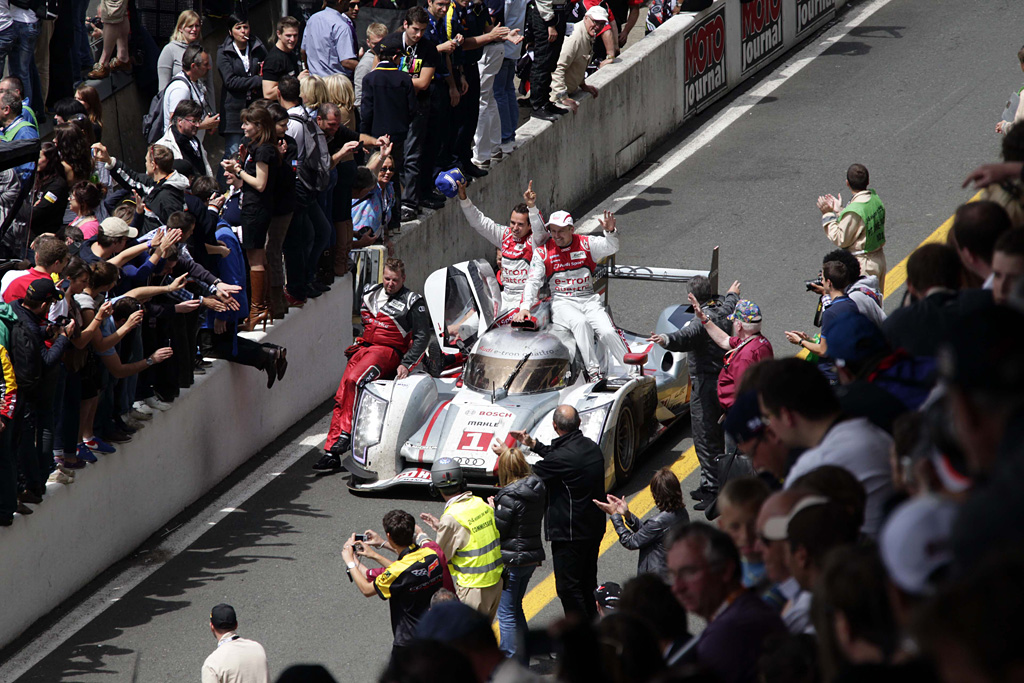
[323,73,356,130]
[156,10,217,103]
[490,445,546,662]
[299,74,329,118]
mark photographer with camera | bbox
[10,279,74,506]
[785,261,859,359]
[342,509,447,656]
[806,249,885,328]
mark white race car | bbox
[344,250,719,492]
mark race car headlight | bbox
[353,391,389,453]
[578,404,611,444]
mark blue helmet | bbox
[435,168,466,198]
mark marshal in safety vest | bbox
[446,495,503,588]
[839,189,886,254]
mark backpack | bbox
[287,107,331,194]
[141,74,200,144]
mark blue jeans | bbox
[497,563,537,661]
[0,24,15,77]
[8,21,39,113]
[70,0,93,76]
[494,59,519,145]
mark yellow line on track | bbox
[519,190,981,622]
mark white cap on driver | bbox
[546,210,574,227]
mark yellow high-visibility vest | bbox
[446,495,503,588]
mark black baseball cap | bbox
[594,582,620,611]
[724,390,766,444]
[210,603,238,629]
[24,278,63,303]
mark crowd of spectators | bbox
[0,0,683,527]
[6,5,1024,683]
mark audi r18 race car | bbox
[343,249,719,493]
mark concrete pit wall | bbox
[0,280,352,651]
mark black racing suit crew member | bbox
[649,277,740,507]
[319,258,431,471]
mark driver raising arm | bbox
[457,179,547,312]
[513,210,626,379]
[317,258,431,472]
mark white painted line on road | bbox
[0,420,331,682]
[579,0,896,233]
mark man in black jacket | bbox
[10,279,72,500]
[91,142,188,235]
[511,404,605,620]
[361,41,418,221]
[649,276,740,508]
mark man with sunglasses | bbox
[155,100,214,179]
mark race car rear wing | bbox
[599,247,719,306]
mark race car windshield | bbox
[464,355,570,395]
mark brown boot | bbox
[333,222,352,276]
[269,285,288,320]
[242,270,270,332]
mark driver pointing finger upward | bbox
[513,210,626,379]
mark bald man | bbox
[511,405,606,620]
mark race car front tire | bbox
[613,402,639,483]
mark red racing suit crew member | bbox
[315,258,430,471]
[457,179,547,312]
[513,209,626,378]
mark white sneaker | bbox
[144,396,172,411]
[48,469,75,485]
[471,157,491,170]
[132,401,155,417]
[121,413,146,431]
[500,141,517,155]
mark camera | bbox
[354,533,366,542]
[52,315,71,326]
[804,276,823,293]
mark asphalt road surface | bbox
[6,0,1023,680]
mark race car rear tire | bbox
[613,403,639,482]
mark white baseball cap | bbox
[546,210,574,227]
[762,495,830,541]
[585,5,609,22]
[100,216,139,239]
[879,494,957,596]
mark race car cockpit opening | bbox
[443,268,482,349]
[464,328,574,395]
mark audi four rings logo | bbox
[453,457,487,467]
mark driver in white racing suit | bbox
[513,210,626,378]
[457,179,548,313]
